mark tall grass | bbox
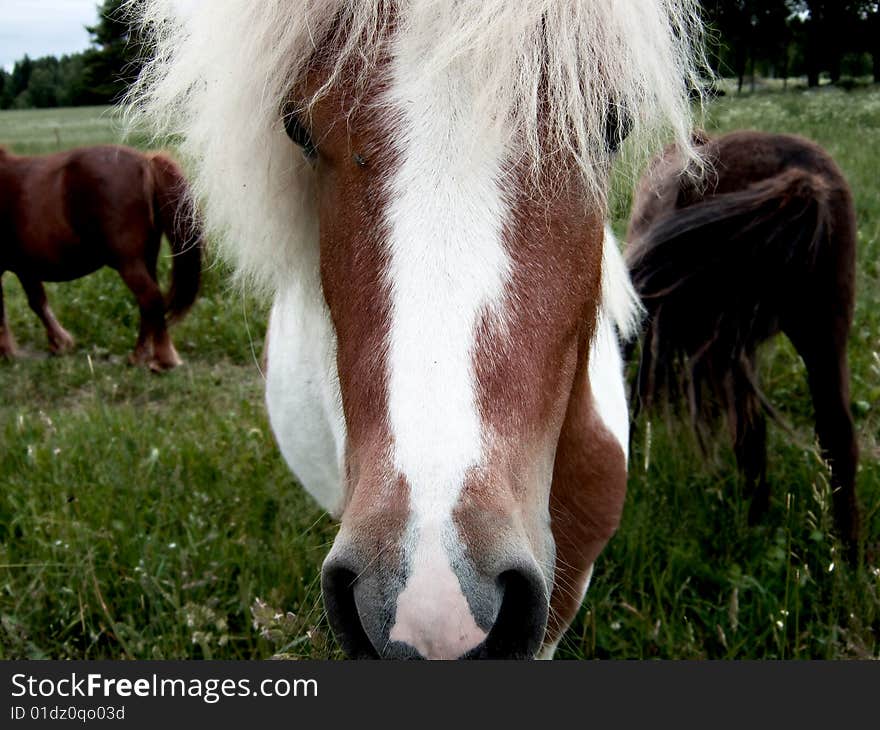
[1,89,878,659]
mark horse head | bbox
[132,0,703,659]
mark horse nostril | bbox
[321,562,379,659]
[323,553,548,660]
[474,566,549,660]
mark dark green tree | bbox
[701,1,791,92]
[700,0,877,88]
[857,1,880,82]
[0,70,11,109]
[26,63,60,108]
[80,0,147,104]
[9,55,34,99]
[56,54,89,107]
[789,1,864,85]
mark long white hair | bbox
[128,0,706,293]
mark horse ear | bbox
[604,103,633,154]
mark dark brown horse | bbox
[0,144,202,370]
[626,129,860,559]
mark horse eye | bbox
[283,113,318,160]
[604,104,633,154]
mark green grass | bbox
[0,106,134,155]
[595,85,880,660]
[1,93,878,660]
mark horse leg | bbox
[787,325,860,559]
[118,263,181,371]
[143,232,183,371]
[736,410,769,524]
[17,275,75,354]
[729,372,770,524]
[0,274,17,358]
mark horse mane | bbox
[603,226,644,342]
[127,0,706,294]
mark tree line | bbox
[1,0,879,110]
[704,1,880,91]
[0,0,143,109]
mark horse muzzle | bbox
[321,540,549,660]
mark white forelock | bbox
[128,0,705,293]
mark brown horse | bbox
[0,144,202,370]
[132,0,704,658]
[626,129,861,559]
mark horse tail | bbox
[147,152,203,324]
[626,166,832,443]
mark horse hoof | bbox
[49,333,76,355]
[148,358,181,373]
[0,334,17,359]
[128,350,152,366]
[148,342,183,372]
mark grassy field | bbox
[1,89,878,660]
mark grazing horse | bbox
[626,130,861,559]
[133,0,704,658]
[0,145,202,370]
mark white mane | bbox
[128,0,705,293]
[602,226,644,342]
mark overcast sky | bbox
[1,0,99,71]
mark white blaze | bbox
[383,38,512,657]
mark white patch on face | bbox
[389,523,487,659]
[265,281,347,516]
[383,35,512,654]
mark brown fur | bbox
[296,49,618,655]
[297,64,413,657]
[470,165,621,653]
[627,130,860,559]
[546,371,627,648]
[0,144,202,370]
